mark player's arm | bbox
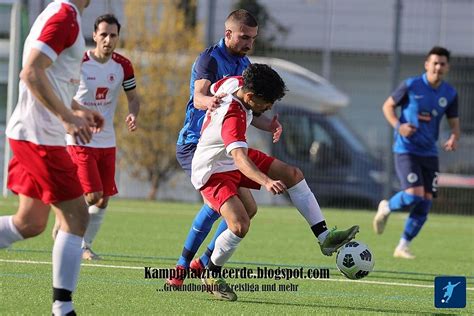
[193,79,225,111]
[250,114,283,143]
[71,99,104,133]
[230,147,286,195]
[382,92,416,137]
[125,88,140,132]
[20,48,92,143]
[444,117,460,151]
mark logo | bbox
[86,76,96,80]
[108,73,116,83]
[407,173,418,184]
[434,276,466,308]
[223,74,230,78]
[95,87,109,100]
[438,97,448,107]
[414,95,424,99]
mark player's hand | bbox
[398,123,417,137]
[443,136,458,152]
[206,93,226,112]
[125,113,137,132]
[73,109,104,133]
[270,114,283,143]
[264,179,287,195]
[63,112,92,144]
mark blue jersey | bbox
[177,38,251,145]
[392,73,458,156]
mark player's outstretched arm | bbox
[230,147,286,195]
[21,48,92,144]
[125,88,140,132]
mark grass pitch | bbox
[1,197,472,315]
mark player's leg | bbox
[81,147,118,260]
[198,187,257,268]
[0,195,50,248]
[51,196,88,316]
[394,157,438,259]
[264,154,359,256]
[373,154,424,234]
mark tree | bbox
[117,0,202,199]
[233,0,289,52]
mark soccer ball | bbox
[336,241,374,280]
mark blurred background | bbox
[0,0,472,214]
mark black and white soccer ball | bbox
[336,241,374,280]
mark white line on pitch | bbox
[1,258,473,291]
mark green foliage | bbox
[116,0,203,199]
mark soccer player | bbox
[0,1,103,314]
[373,46,460,259]
[52,14,140,260]
[192,64,360,301]
[169,9,282,286]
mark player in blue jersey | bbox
[169,9,282,286]
[373,46,460,259]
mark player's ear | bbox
[225,29,232,40]
[244,92,255,104]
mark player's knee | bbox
[17,220,47,238]
[85,192,103,205]
[285,166,304,187]
[96,198,108,209]
[230,218,250,238]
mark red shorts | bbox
[7,139,83,204]
[200,149,275,212]
[67,146,118,197]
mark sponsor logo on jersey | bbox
[96,87,109,100]
[418,111,432,122]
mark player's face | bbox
[425,54,449,84]
[246,94,273,115]
[225,23,258,57]
[93,22,119,56]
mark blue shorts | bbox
[394,153,439,196]
[176,143,197,178]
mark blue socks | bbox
[200,219,228,266]
[402,199,431,241]
[389,191,423,212]
[177,204,220,268]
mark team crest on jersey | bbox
[96,87,109,100]
[108,73,116,83]
[407,173,418,184]
[438,97,448,107]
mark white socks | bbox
[0,216,24,248]
[210,229,242,266]
[52,230,82,315]
[287,180,325,226]
[397,237,410,249]
[82,206,106,248]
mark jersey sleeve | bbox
[121,59,136,91]
[445,94,459,118]
[33,5,79,62]
[222,104,248,154]
[194,52,218,83]
[391,81,409,106]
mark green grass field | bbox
[1,197,473,315]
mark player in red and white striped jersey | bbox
[52,14,140,261]
[191,64,359,301]
[1,1,103,315]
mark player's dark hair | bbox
[94,14,121,34]
[226,9,258,27]
[242,64,286,104]
[427,46,450,62]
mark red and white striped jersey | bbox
[6,0,85,146]
[66,50,136,147]
[191,76,254,189]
